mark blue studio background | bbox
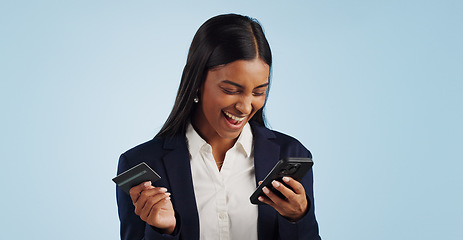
[1,0,462,239]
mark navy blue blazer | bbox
[116,122,321,240]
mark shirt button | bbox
[219,212,228,220]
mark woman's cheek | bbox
[255,97,266,110]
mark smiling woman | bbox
[116,14,321,240]
[192,59,270,161]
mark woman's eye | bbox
[222,88,239,94]
[253,92,266,96]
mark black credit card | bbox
[112,162,161,194]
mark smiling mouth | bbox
[223,111,246,125]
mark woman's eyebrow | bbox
[221,80,243,88]
[221,80,269,89]
[255,82,269,89]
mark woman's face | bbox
[193,58,270,143]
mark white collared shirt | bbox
[186,122,258,240]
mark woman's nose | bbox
[235,96,253,114]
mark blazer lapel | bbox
[252,123,280,182]
[162,135,200,240]
[251,122,281,240]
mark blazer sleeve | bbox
[273,133,322,240]
[276,168,321,240]
[116,154,182,240]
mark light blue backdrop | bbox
[1,0,462,239]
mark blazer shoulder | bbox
[117,137,167,174]
[121,137,164,159]
[118,134,188,173]
[250,121,312,158]
[270,129,313,159]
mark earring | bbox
[194,96,199,103]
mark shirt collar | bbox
[235,122,253,157]
[185,122,253,158]
[185,123,209,160]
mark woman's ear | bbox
[194,84,204,103]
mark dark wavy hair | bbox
[156,14,272,137]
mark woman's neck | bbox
[191,116,238,170]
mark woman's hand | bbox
[129,181,176,234]
[258,177,308,222]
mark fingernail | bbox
[165,192,171,197]
[258,196,264,202]
[263,187,270,194]
[282,177,290,182]
[272,180,280,188]
[143,181,152,187]
[160,188,167,193]
[165,197,171,200]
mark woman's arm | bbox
[117,154,181,240]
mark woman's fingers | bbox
[263,185,287,205]
[271,177,306,200]
[259,177,308,221]
[139,192,171,220]
[128,182,177,234]
[257,188,275,206]
[281,177,305,195]
[130,182,168,216]
[129,181,153,203]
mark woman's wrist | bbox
[161,224,176,235]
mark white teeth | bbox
[224,111,245,122]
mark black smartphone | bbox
[112,162,161,195]
[250,157,313,205]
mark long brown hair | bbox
[156,14,272,138]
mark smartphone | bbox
[250,157,313,205]
[112,162,161,195]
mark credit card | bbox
[112,162,161,194]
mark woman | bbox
[116,14,321,240]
